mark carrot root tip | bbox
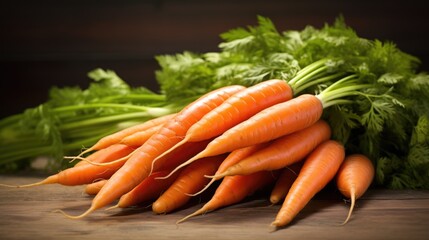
[341,194,356,225]
[65,147,94,163]
[63,155,85,163]
[185,178,216,197]
[268,223,280,233]
[54,206,96,219]
[269,220,285,232]
[208,172,227,180]
[154,170,178,180]
[0,183,19,188]
[105,204,119,211]
[176,208,206,224]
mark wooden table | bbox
[1,175,428,240]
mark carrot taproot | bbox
[269,162,303,205]
[163,94,324,179]
[189,142,270,197]
[271,140,345,229]
[213,119,331,178]
[152,154,226,214]
[336,154,374,224]
[69,113,175,160]
[85,180,107,195]
[152,79,293,165]
[177,170,280,223]
[63,85,245,218]
[116,169,180,208]
[14,144,135,188]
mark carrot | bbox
[14,144,135,188]
[269,162,303,205]
[71,143,134,168]
[163,94,324,179]
[271,140,345,229]
[118,124,162,147]
[157,140,212,172]
[114,140,212,209]
[69,113,175,160]
[65,85,245,218]
[152,155,226,214]
[85,180,107,195]
[152,79,293,164]
[336,154,374,224]
[116,169,180,208]
[214,119,331,178]
[189,142,270,197]
[177,170,280,223]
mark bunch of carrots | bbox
[3,78,376,230]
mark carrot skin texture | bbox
[152,155,226,214]
[90,85,245,212]
[270,162,303,205]
[336,154,375,224]
[118,170,179,208]
[186,79,293,142]
[219,119,331,177]
[272,140,345,228]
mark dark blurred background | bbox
[1,0,428,119]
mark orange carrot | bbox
[336,154,374,224]
[152,155,226,214]
[157,140,212,172]
[72,143,134,168]
[114,140,212,208]
[214,119,331,178]
[15,144,135,188]
[153,79,293,163]
[119,124,162,147]
[177,170,280,223]
[269,162,303,205]
[164,94,323,179]
[85,180,107,195]
[189,142,270,197]
[70,113,175,160]
[271,140,345,229]
[116,169,180,208]
[66,85,245,218]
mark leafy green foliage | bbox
[0,69,174,173]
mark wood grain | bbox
[0,175,428,240]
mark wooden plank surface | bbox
[1,175,428,240]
